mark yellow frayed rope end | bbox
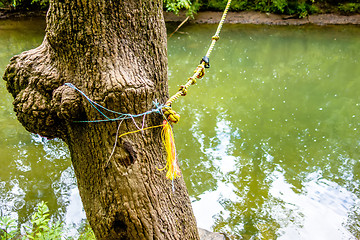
[114,119,181,181]
[158,120,181,180]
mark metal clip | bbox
[200,56,210,68]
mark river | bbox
[1,17,359,239]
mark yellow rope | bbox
[117,121,181,180]
[205,0,232,58]
[118,124,164,139]
[163,0,232,121]
[158,120,181,180]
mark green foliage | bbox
[205,0,229,10]
[338,2,360,13]
[0,216,18,240]
[295,0,319,17]
[164,0,191,14]
[297,1,310,17]
[23,201,63,240]
[164,0,202,17]
[0,202,96,240]
[31,0,48,8]
[76,221,96,240]
[197,0,317,15]
[272,0,288,13]
[0,0,48,10]
[166,0,360,16]
[230,0,250,11]
[0,0,13,8]
[2,0,360,16]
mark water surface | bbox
[168,23,360,239]
[0,17,83,234]
[1,18,359,239]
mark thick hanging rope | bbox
[163,0,232,123]
[160,0,231,181]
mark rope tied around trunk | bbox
[65,83,180,181]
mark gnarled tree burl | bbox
[3,1,199,239]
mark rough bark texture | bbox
[3,1,199,239]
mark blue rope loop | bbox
[64,83,166,123]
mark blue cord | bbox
[64,83,165,123]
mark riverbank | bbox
[1,8,359,25]
[165,11,360,25]
[0,9,46,19]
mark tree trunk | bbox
[3,1,199,239]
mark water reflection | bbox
[0,134,74,222]
[0,18,84,233]
[0,19,359,239]
[168,24,360,239]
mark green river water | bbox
[1,18,359,239]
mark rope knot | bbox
[212,35,220,41]
[195,65,205,79]
[188,77,196,85]
[162,106,180,124]
[178,85,188,96]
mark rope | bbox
[205,0,232,58]
[163,0,232,122]
[65,82,173,173]
[117,123,164,138]
[64,83,165,123]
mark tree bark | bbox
[3,1,199,239]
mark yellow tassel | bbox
[159,120,181,180]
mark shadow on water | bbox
[0,18,359,239]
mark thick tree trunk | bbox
[3,1,199,239]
